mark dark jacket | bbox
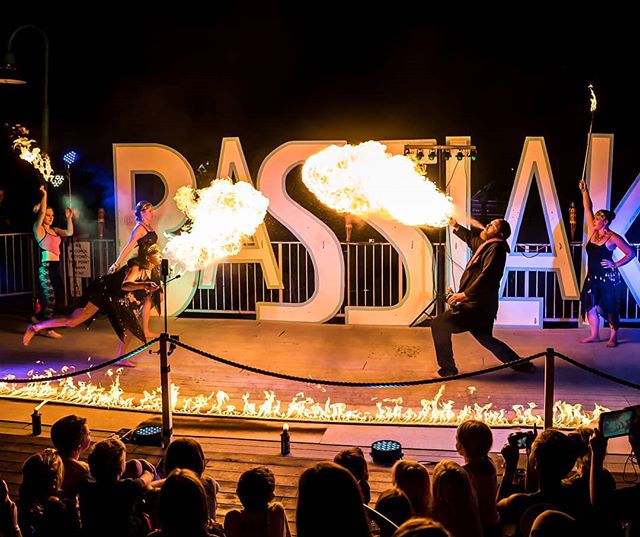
[454,225,510,323]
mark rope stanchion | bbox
[554,351,640,391]
[168,337,545,388]
[1,338,160,384]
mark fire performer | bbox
[32,185,74,339]
[430,218,536,377]
[108,200,159,338]
[578,180,634,347]
[23,244,163,366]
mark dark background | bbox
[1,7,638,242]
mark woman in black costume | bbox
[23,245,162,365]
[579,180,634,347]
[109,200,159,338]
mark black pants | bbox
[430,308,520,372]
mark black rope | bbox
[169,337,545,388]
[2,339,160,384]
[554,351,640,391]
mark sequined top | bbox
[136,224,158,257]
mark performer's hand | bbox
[600,259,615,269]
[144,282,158,291]
[448,217,458,228]
[579,179,587,192]
[447,292,466,306]
[108,263,118,274]
[65,207,73,219]
[39,185,46,195]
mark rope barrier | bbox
[169,337,546,388]
[554,351,640,391]
[1,338,160,384]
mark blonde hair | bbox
[392,460,432,517]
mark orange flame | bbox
[164,178,269,273]
[12,137,54,182]
[0,370,608,428]
[302,141,453,227]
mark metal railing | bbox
[1,233,638,323]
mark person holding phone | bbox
[23,245,162,365]
[590,406,640,534]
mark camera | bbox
[508,431,535,450]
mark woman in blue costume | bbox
[109,200,159,339]
[579,180,634,347]
[23,245,162,366]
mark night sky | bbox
[1,9,638,240]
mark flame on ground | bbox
[163,178,269,273]
[12,137,54,182]
[0,370,608,428]
[302,141,453,227]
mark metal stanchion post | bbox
[543,347,555,429]
[160,259,173,447]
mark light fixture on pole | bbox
[0,25,50,153]
[62,150,79,300]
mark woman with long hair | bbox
[23,245,162,365]
[391,460,432,518]
[109,200,159,338]
[32,185,73,339]
[579,180,634,346]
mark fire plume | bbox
[12,137,54,182]
[302,141,453,227]
[164,178,269,272]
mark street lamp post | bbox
[0,25,50,153]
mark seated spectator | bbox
[80,437,154,537]
[456,419,500,536]
[1,478,21,537]
[392,460,432,517]
[296,462,371,537]
[149,469,222,537]
[18,448,78,537]
[224,466,291,537]
[529,509,577,536]
[374,487,412,537]
[590,422,640,535]
[50,415,91,502]
[497,428,589,535]
[431,460,483,537]
[151,438,219,521]
[392,517,452,537]
[334,447,371,504]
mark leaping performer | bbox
[23,244,163,367]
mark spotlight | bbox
[370,439,403,465]
[428,150,436,161]
[442,150,451,161]
[130,425,163,446]
[456,151,464,161]
[62,150,78,165]
[416,149,424,160]
[470,149,478,161]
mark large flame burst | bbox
[302,141,453,227]
[12,137,54,182]
[164,179,269,273]
[0,370,608,428]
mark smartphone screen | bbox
[600,409,634,439]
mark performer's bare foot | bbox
[580,336,601,343]
[144,331,160,340]
[44,330,63,339]
[117,359,136,368]
[606,337,618,348]
[23,324,37,346]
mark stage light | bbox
[62,150,78,165]
[130,425,163,446]
[416,149,424,160]
[470,149,478,161]
[370,439,403,465]
[442,150,451,161]
[456,151,464,161]
[428,150,436,160]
